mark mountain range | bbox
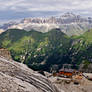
[1,12,92,36]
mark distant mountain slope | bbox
[0,28,92,72]
[1,12,92,36]
[69,29,92,72]
[0,29,71,71]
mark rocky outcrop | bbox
[0,56,60,92]
[79,63,92,73]
[49,76,92,92]
[0,48,12,60]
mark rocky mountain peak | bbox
[61,12,77,18]
[0,12,92,36]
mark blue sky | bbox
[0,0,92,23]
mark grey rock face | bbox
[0,48,12,60]
[1,13,92,36]
[0,56,59,92]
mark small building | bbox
[58,64,76,77]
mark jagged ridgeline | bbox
[0,29,92,72]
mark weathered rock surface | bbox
[0,56,60,92]
[0,48,12,60]
[49,76,92,92]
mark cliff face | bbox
[0,55,60,92]
[0,48,12,60]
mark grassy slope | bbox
[0,28,92,71]
[0,29,70,71]
[70,29,92,69]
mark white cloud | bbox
[0,0,92,20]
[0,0,92,12]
